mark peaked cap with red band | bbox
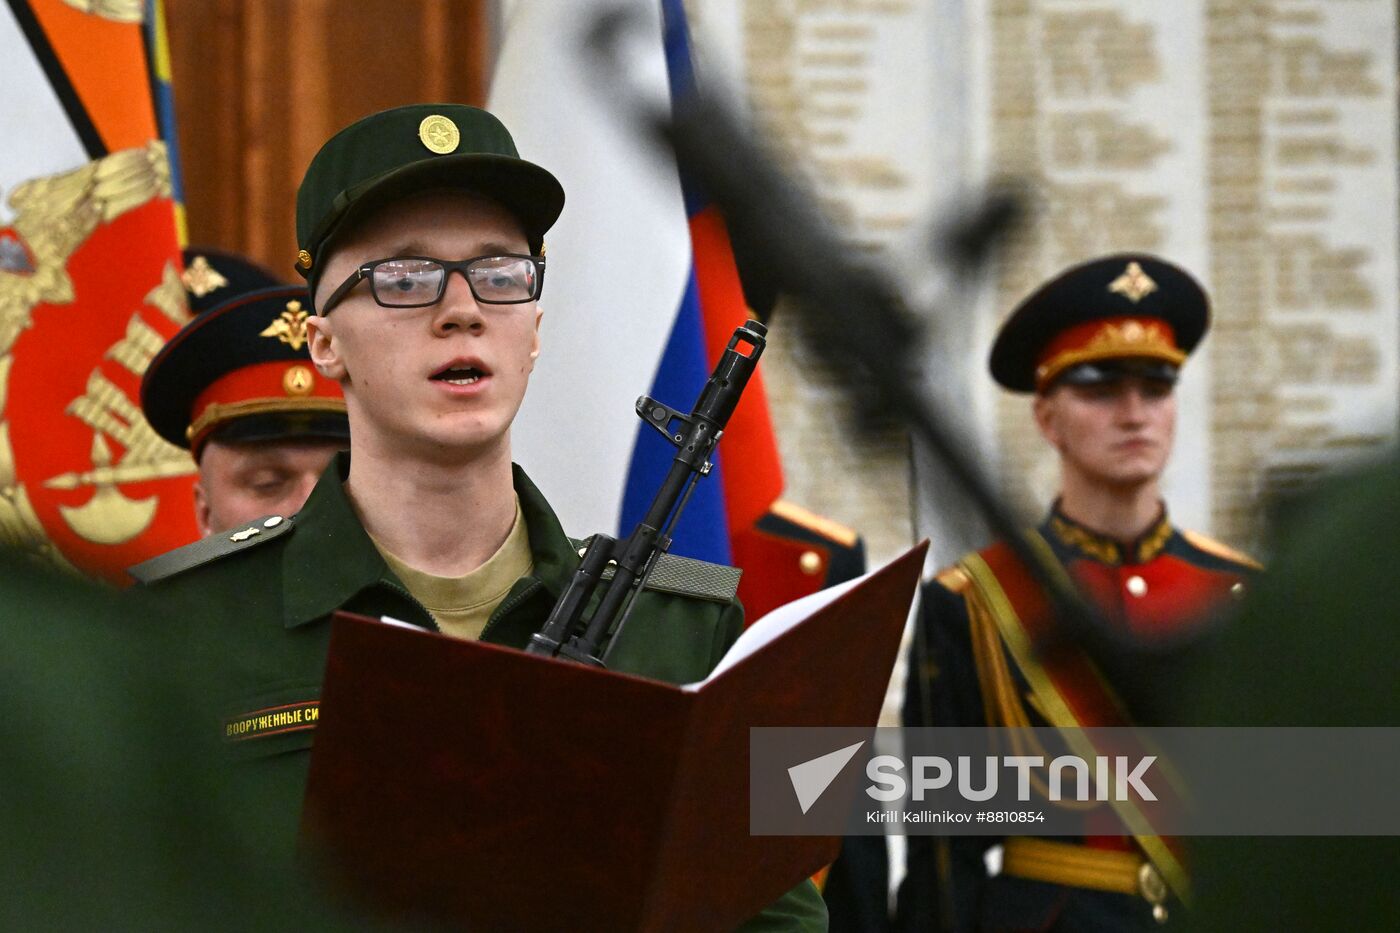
[142,285,348,457]
[989,253,1209,394]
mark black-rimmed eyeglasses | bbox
[318,254,546,314]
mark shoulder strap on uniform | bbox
[641,553,742,602]
[934,564,972,593]
[768,499,860,548]
[128,514,295,585]
[598,551,742,603]
[1180,529,1263,570]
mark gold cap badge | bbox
[181,255,229,298]
[296,249,313,270]
[283,364,315,396]
[418,114,461,155]
[260,300,311,351]
[1108,262,1158,303]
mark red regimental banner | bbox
[1,150,196,584]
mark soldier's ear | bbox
[529,306,542,365]
[306,315,346,381]
[1033,392,1061,449]
[193,479,213,538]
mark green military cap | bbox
[989,253,1209,394]
[293,103,565,300]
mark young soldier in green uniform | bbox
[136,103,826,930]
[897,255,1259,932]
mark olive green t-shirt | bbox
[372,497,533,640]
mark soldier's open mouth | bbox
[432,366,485,386]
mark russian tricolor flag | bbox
[494,0,783,571]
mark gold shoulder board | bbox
[1181,529,1263,571]
[769,499,860,548]
[935,565,972,593]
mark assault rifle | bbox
[525,320,768,667]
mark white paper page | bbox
[682,570,873,691]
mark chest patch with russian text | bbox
[223,700,320,741]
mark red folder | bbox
[302,542,926,932]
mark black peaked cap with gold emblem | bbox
[989,253,1210,393]
[293,103,565,300]
[180,246,284,315]
[142,285,348,456]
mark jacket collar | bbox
[280,452,580,630]
[509,464,578,599]
[475,465,582,647]
[281,452,389,628]
[1042,501,1173,566]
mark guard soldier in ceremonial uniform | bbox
[134,103,826,931]
[896,255,1260,933]
[144,265,349,536]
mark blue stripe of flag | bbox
[143,0,185,206]
[660,0,709,218]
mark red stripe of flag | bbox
[688,206,784,539]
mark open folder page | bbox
[307,542,927,932]
[689,571,868,688]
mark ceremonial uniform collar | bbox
[1042,502,1173,566]
[280,451,579,635]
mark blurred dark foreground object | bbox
[0,554,398,931]
[1180,455,1400,931]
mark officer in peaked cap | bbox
[897,254,1259,932]
[987,253,1208,395]
[133,103,826,931]
[142,278,348,538]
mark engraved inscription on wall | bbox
[693,0,1398,558]
[686,0,942,574]
[979,0,1397,549]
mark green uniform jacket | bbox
[142,453,826,932]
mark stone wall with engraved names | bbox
[692,0,1399,560]
[974,0,1398,550]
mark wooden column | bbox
[163,0,492,276]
